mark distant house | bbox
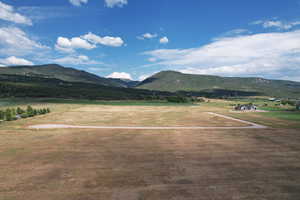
[296,102,300,110]
[235,103,257,111]
[268,98,281,103]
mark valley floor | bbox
[0,102,300,200]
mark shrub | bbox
[166,96,189,103]
[16,107,25,115]
[1,106,50,122]
[27,105,34,117]
[20,113,28,118]
[11,108,16,116]
[5,108,13,121]
[197,98,206,103]
[0,110,4,120]
[282,100,296,106]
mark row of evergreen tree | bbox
[0,106,50,121]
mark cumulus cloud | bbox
[0,1,32,25]
[55,36,96,53]
[143,30,300,81]
[55,33,124,53]
[69,0,88,6]
[107,72,132,80]
[82,32,124,47]
[0,56,33,66]
[252,20,300,30]
[53,55,102,65]
[137,33,158,40]
[0,27,49,56]
[105,0,128,8]
[159,36,169,44]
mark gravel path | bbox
[28,112,267,130]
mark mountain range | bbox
[137,71,300,98]
[0,64,300,99]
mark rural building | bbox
[235,104,257,111]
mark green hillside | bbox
[0,74,171,100]
[0,64,122,87]
[107,78,140,88]
[137,71,300,98]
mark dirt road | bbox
[29,112,267,130]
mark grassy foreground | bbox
[0,98,300,200]
[1,98,299,129]
[0,98,195,107]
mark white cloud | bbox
[17,6,76,22]
[69,0,88,6]
[55,36,96,53]
[107,72,132,80]
[0,1,32,25]
[143,30,300,80]
[252,20,300,30]
[159,36,169,44]
[82,32,124,47]
[0,27,49,56]
[105,0,128,8]
[215,29,250,40]
[53,54,102,65]
[0,56,33,66]
[148,57,157,62]
[137,33,158,40]
[55,33,124,53]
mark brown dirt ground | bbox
[0,105,300,200]
[21,105,248,127]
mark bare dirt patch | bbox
[1,128,300,200]
[1,104,299,200]
[24,105,249,128]
[28,112,267,130]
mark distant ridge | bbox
[137,71,300,98]
[1,65,299,98]
[0,64,122,87]
[108,78,140,88]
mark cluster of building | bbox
[234,103,257,111]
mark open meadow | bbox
[0,99,300,200]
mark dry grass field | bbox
[1,102,300,200]
[27,105,249,127]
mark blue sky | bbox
[0,0,300,81]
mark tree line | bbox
[281,100,300,110]
[0,106,50,122]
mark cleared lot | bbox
[0,104,300,200]
[28,112,267,129]
[24,105,248,127]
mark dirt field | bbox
[24,105,249,127]
[1,104,300,200]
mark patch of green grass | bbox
[260,105,295,111]
[0,98,195,107]
[261,111,300,121]
[42,99,195,106]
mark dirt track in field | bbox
[28,112,267,130]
